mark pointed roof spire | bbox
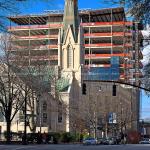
[62,0,79,43]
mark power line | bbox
[83,79,150,92]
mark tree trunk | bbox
[6,120,11,144]
[30,112,36,133]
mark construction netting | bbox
[86,56,120,81]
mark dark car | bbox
[101,138,109,145]
[26,133,38,143]
[102,137,118,145]
[97,138,104,144]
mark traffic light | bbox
[133,22,143,30]
[82,83,86,95]
[112,85,116,96]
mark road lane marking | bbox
[12,146,37,150]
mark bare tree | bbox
[17,64,62,133]
[103,0,150,24]
[77,93,102,138]
[0,34,38,141]
[18,71,37,133]
[0,34,25,143]
[0,0,54,31]
[0,0,18,31]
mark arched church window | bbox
[67,45,72,68]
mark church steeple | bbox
[62,0,79,43]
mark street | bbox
[0,144,150,150]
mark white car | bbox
[83,137,97,145]
[139,138,150,144]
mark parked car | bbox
[97,138,104,144]
[139,138,150,144]
[26,133,38,143]
[102,137,117,145]
[83,137,97,145]
[109,137,117,145]
[116,136,121,144]
[101,138,109,145]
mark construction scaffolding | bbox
[8,7,143,84]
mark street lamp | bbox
[94,86,102,138]
[22,92,27,145]
[120,102,124,133]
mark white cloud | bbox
[142,45,150,65]
[142,30,150,38]
[142,28,150,66]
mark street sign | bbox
[108,112,117,124]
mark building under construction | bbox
[8,7,142,83]
[2,0,143,136]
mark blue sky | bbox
[141,90,150,120]
[16,0,150,120]
[17,0,119,15]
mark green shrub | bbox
[3,131,13,140]
[46,132,84,143]
[47,132,61,144]
[60,132,78,143]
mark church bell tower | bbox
[58,0,84,74]
[57,0,84,132]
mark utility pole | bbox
[83,80,150,92]
[94,95,97,139]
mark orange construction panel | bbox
[81,21,133,26]
[85,53,131,58]
[85,43,132,47]
[120,72,143,78]
[9,45,58,50]
[28,55,58,60]
[84,32,132,37]
[120,64,133,68]
[8,24,62,30]
[13,35,58,39]
[47,45,58,49]
[8,21,132,31]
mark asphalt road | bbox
[0,144,150,150]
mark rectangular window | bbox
[43,113,47,123]
[19,111,24,122]
[58,112,62,123]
